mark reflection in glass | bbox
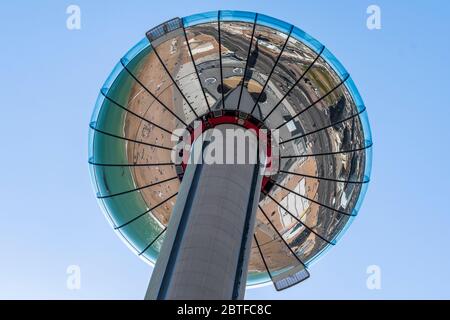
[151,26,209,117]
[185,22,224,110]
[242,23,290,116]
[219,21,254,109]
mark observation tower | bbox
[88,10,372,300]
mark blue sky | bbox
[0,0,449,299]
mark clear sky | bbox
[0,0,449,299]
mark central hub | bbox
[175,110,276,194]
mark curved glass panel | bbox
[122,37,151,65]
[248,241,271,286]
[90,92,106,126]
[321,47,349,81]
[219,20,255,109]
[290,26,324,54]
[141,229,166,262]
[344,76,365,112]
[243,19,290,115]
[102,61,125,93]
[184,21,223,110]
[182,11,218,28]
[256,14,292,34]
[254,208,310,289]
[149,20,209,117]
[118,212,166,254]
[359,109,373,146]
[263,55,351,128]
[220,10,256,23]
[119,44,194,126]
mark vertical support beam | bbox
[146,125,262,300]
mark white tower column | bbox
[146,124,263,300]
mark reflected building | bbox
[88,11,373,299]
